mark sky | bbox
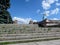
[8,0,60,24]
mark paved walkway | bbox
[8,39,60,45]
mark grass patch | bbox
[0,38,60,45]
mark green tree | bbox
[0,0,13,24]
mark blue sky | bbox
[8,0,60,24]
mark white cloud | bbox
[56,3,60,6]
[41,8,60,18]
[41,11,50,19]
[42,0,59,10]
[45,11,50,16]
[36,9,40,14]
[50,18,59,20]
[41,11,50,16]
[33,20,37,22]
[13,17,37,24]
[42,0,50,10]
[53,18,59,20]
[25,0,30,2]
[51,8,60,15]
[46,0,58,4]
[55,0,59,2]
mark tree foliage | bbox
[0,0,13,24]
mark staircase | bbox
[0,24,60,42]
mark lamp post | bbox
[42,12,47,20]
[42,11,48,30]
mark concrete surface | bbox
[8,39,60,45]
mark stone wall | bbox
[0,24,60,41]
[0,24,60,34]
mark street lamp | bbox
[42,12,47,20]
